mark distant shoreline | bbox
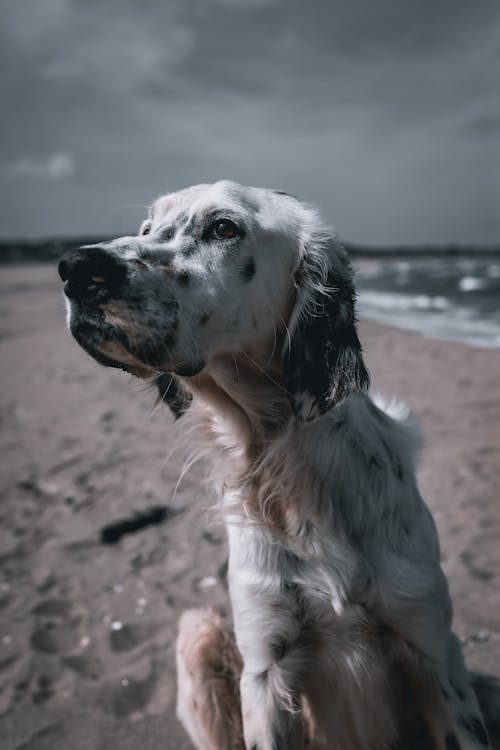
[0,238,499,264]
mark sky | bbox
[0,0,499,245]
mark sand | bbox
[0,262,499,750]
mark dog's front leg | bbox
[228,527,307,750]
[239,663,305,750]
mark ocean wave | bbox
[357,291,500,348]
[358,291,451,312]
[458,276,486,292]
[356,258,500,348]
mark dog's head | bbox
[59,180,369,422]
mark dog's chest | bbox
[225,517,354,619]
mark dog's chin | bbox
[94,339,159,379]
[90,338,205,380]
[69,311,205,380]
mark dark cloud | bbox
[0,0,499,243]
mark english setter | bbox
[59,181,498,750]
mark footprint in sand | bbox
[109,621,157,653]
[30,621,80,655]
[30,598,80,655]
[32,673,55,705]
[32,599,71,617]
[97,661,157,717]
[63,652,103,680]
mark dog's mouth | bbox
[68,304,159,378]
[94,339,158,378]
[67,301,205,380]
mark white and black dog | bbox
[59,181,499,750]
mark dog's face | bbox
[60,180,369,421]
[59,181,300,379]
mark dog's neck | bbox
[182,350,336,545]
[186,349,292,459]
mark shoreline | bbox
[1,242,500,266]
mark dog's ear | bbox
[283,232,369,423]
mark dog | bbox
[59,181,499,749]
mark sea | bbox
[354,257,500,349]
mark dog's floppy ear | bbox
[283,230,369,423]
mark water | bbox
[355,258,500,348]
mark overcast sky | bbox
[1,0,499,244]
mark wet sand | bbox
[0,263,499,749]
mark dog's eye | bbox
[140,223,151,236]
[211,220,239,240]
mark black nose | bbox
[58,246,127,301]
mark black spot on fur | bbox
[270,639,288,662]
[159,226,176,242]
[242,257,256,282]
[445,734,460,750]
[257,669,268,682]
[250,744,259,750]
[177,271,190,286]
[180,239,199,257]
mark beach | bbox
[0,262,499,750]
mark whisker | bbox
[171,447,211,501]
[147,373,174,420]
[263,320,279,369]
[241,352,292,397]
[232,356,241,383]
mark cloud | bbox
[0,0,498,241]
[3,152,75,180]
[207,0,277,8]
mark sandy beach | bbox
[0,262,499,750]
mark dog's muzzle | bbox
[58,245,127,303]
